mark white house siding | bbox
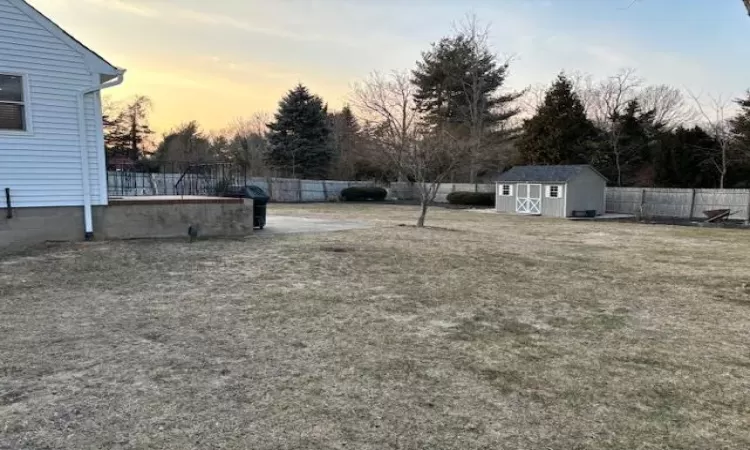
[0,0,105,208]
[565,168,607,216]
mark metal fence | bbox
[107,163,388,202]
[606,187,750,221]
[107,163,498,203]
[108,163,250,197]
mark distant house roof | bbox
[495,165,607,183]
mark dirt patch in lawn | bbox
[1,204,750,449]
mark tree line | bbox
[105,18,750,195]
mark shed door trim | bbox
[516,183,542,215]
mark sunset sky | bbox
[27,0,750,134]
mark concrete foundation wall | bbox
[0,206,85,254]
[0,200,254,254]
[95,200,254,240]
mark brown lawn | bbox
[1,203,750,449]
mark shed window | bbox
[546,185,563,198]
[0,74,26,131]
[500,184,513,196]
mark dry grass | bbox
[2,204,750,449]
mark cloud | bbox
[77,0,357,47]
[582,44,633,69]
[174,9,306,41]
[82,0,158,17]
[170,8,360,48]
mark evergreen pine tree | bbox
[412,25,521,181]
[103,96,153,162]
[412,34,518,129]
[266,84,333,179]
[654,126,719,188]
[518,73,598,165]
[329,105,361,179]
[730,91,750,154]
[603,99,663,186]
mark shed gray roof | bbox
[495,165,606,183]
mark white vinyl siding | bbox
[0,0,106,207]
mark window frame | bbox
[0,71,32,135]
[499,184,513,197]
[546,185,563,199]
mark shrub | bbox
[446,191,495,207]
[340,186,388,202]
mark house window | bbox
[500,184,513,196]
[546,185,563,198]
[0,74,26,131]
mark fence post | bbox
[639,189,646,218]
[746,190,750,224]
[689,188,696,220]
[322,181,328,201]
[298,178,303,203]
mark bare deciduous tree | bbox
[581,69,695,185]
[457,15,491,184]
[588,68,642,128]
[222,112,272,175]
[352,71,418,181]
[352,72,468,227]
[688,92,736,188]
[406,130,468,227]
[584,69,642,186]
[638,85,696,129]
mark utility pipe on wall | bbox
[4,188,11,219]
[77,70,125,240]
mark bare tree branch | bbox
[351,72,470,227]
[687,91,735,188]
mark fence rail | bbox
[606,187,750,221]
[107,164,388,202]
[107,164,750,221]
[107,163,497,203]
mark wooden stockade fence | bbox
[606,188,750,222]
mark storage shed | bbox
[495,165,607,218]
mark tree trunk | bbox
[614,146,622,187]
[416,199,429,227]
[469,151,477,184]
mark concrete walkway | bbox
[260,215,370,235]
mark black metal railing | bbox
[107,161,252,197]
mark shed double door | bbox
[516,184,542,215]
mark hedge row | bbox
[340,186,388,202]
[446,191,496,206]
